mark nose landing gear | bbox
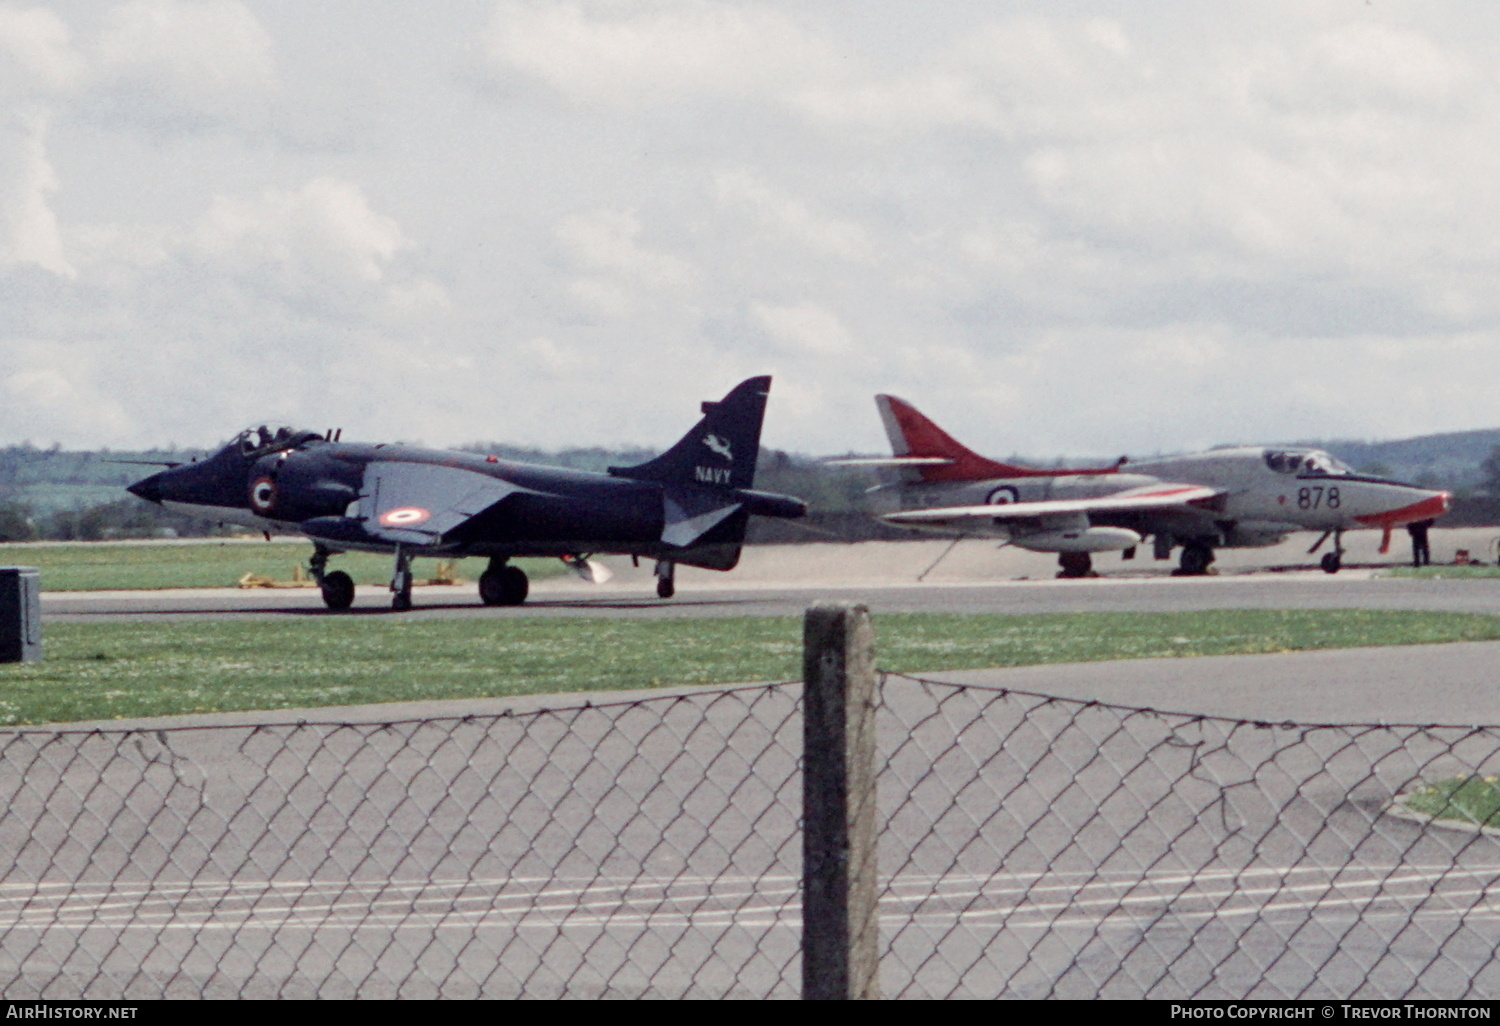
[309,545,356,612]
[1308,529,1345,574]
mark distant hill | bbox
[3,426,1499,540]
[1287,428,1500,490]
[0,445,208,517]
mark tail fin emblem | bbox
[703,434,733,462]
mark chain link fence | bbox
[878,671,1500,999]
[4,612,1500,998]
[0,687,803,998]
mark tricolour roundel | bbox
[986,485,1019,505]
[378,506,431,527]
[249,476,277,513]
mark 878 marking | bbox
[1298,486,1340,510]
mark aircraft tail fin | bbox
[609,376,770,491]
[876,394,1120,483]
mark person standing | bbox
[1407,518,1434,567]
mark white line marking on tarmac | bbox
[6,864,1500,932]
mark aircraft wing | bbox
[882,484,1224,528]
[824,456,955,467]
[356,461,523,546]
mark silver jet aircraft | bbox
[844,395,1450,577]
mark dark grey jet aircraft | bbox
[127,376,806,611]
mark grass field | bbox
[4,608,1499,726]
[0,541,564,591]
[1402,776,1500,829]
[1382,565,1500,579]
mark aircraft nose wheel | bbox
[392,581,413,611]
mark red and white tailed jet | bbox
[839,395,1449,577]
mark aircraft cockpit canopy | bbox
[1263,449,1352,477]
[234,425,322,458]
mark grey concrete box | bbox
[0,567,40,663]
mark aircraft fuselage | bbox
[127,377,806,609]
[874,446,1448,552]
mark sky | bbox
[4,0,1500,459]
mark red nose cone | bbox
[1354,490,1450,529]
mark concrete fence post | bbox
[802,602,879,1000]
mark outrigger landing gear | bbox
[310,544,355,612]
[390,546,414,611]
[1057,552,1093,579]
[654,559,676,599]
[478,557,529,606]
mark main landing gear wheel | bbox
[1321,551,1342,574]
[1177,543,1214,576]
[656,577,675,599]
[1057,552,1093,579]
[319,570,355,612]
[479,565,529,606]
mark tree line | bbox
[5,439,1500,544]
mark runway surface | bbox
[17,540,1500,998]
[40,568,1500,622]
[21,527,1500,626]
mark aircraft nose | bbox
[1354,486,1450,530]
[127,473,163,504]
[1415,488,1452,520]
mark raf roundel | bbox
[249,476,276,514]
[378,506,432,528]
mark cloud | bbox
[483,0,835,109]
[714,170,873,262]
[752,301,854,356]
[792,15,1146,138]
[191,177,405,295]
[0,111,71,276]
[556,208,695,287]
[554,208,697,318]
[0,339,132,444]
[0,5,85,97]
[90,0,276,131]
[0,8,82,277]
[1006,17,1500,318]
[9,3,1500,460]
